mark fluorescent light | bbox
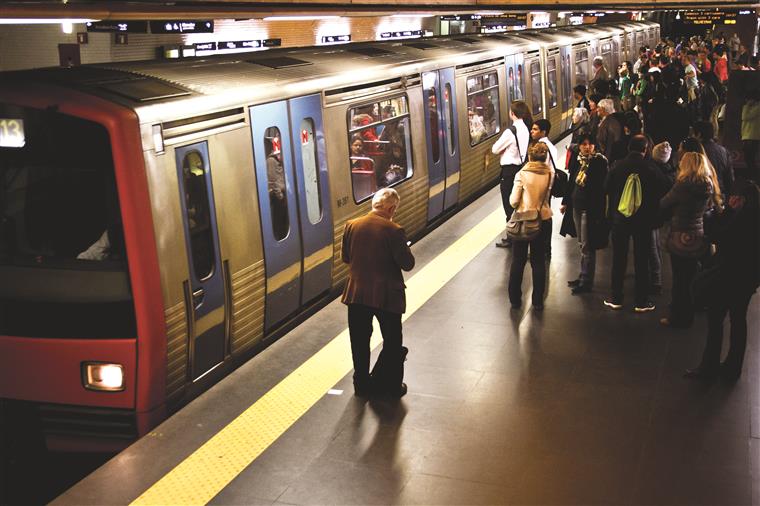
[391,14,434,18]
[263,15,339,21]
[0,18,99,24]
[61,22,73,34]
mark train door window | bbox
[347,95,413,202]
[575,49,588,87]
[263,126,289,240]
[516,64,525,101]
[547,57,558,109]
[299,118,322,225]
[466,70,500,146]
[530,61,542,116]
[601,41,612,71]
[444,83,455,155]
[425,77,441,164]
[181,149,216,279]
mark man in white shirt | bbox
[492,100,532,248]
[531,119,569,259]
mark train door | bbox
[175,142,226,381]
[560,46,572,132]
[526,51,543,119]
[612,37,620,71]
[250,97,333,331]
[423,68,460,221]
[545,49,560,134]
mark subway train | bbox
[0,20,659,450]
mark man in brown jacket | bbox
[341,188,415,397]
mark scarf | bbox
[576,152,592,187]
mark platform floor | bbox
[55,184,760,506]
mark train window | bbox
[516,64,525,101]
[466,70,500,146]
[424,75,441,164]
[547,58,558,109]
[444,83,455,155]
[299,118,322,225]
[530,61,542,116]
[347,95,413,203]
[575,49,588,87]
[263,126,290,240]
[181,149,216,279]
[0,103,135,339]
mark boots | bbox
[370,346,408,397]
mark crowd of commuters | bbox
[492,31,760,381]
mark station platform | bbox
[54,183,759,505]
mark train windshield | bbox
[0,103,135,339]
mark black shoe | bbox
[386,382,408,398]
[571,284,592,295]
[354,381,374,397]
[496,238,512,248]
[567,279,582,288]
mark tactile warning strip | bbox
[131,206,505,506]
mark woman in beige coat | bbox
[508,143,554,310]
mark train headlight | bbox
[82,362,125,392]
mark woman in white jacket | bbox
[508,142,553,310]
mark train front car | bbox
[0,77,166,451]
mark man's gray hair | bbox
[593,56,604,66]
[598,98,616,115]
[572,107,590,124]
[372,188,400,211]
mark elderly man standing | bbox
[590,56,610,95]
[596,98,623,161]
[341,188,415,398]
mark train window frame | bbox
[178,145,217,281]
[443,83,455,156]
[465,70,501,147]
[423,73,441,165]
[346,94,414,204]
[262,126,290,240]
[299,118,323,225]
[546,57,558,109]
[530,60,542,117]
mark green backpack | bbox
[617,173,642,217]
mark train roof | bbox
[1,21,658,124]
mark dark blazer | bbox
[341,211,415,314]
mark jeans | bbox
[500,164,521,221]
[650,228,662,288]
[573,209,596,287]
[509,220,550,306]
[699,290,755,375]
[668,254,699,327]
[611,223,652,306]
[348,304,402,387]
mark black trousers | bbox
[700,290,755,375]
[347,303,402,387]
[611,223,651,306]
[500,164,521,221]
[668,254,699,327]
[509,219,550,306]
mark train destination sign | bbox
[86,21,148,33]
[0,119,25,148]
[218,40,262,50]
[380,30,424,39]
[322,35,351,44]
[150,20,214,34]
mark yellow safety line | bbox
[131,205,505,506]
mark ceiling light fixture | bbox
[391,14,435,18]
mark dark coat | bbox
[702,139,734,195]
[341,211,415,314]
[605,152,672,229]
[660,179,713,234]
[560,150,609,242]
[709,200,760,294]
[597,114,623,161]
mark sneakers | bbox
[603,299,623,310]
[634,302,656,313]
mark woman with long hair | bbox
[508,143,553,310]
[660,152,720,328]
[686,180,760,380]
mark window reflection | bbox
[466,71,501,146]
[530,61,542,116]
[181,149,215,279]
[264,126,289,240]
[299,118,322,225]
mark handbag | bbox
[666,230,707,258]
[506,171,551,242]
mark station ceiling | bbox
[0,0,757,20]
